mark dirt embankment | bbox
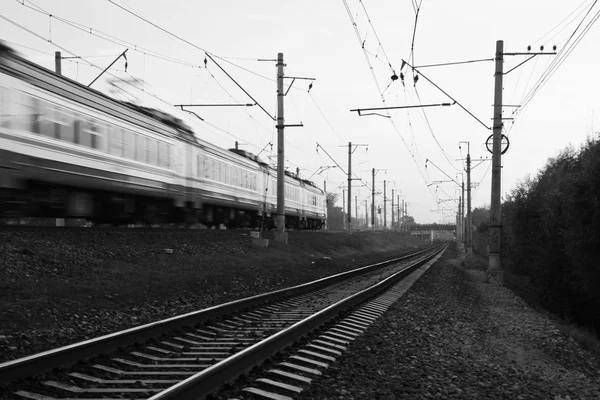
[0,229,426,362]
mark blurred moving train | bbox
[0,42,326,229]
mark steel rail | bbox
[150,245,447,399]
[0,245,440,384]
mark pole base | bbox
[275,231,288,244]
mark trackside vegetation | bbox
[501,134,600,335]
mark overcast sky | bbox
[2,0,599,224]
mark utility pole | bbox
[397,195,400,230]
[391,189,394,230]
[324,180,328,230]
[372,168,375,231]
[462,181,465,245]
[383,180,387,230]
[401,198,405,231]
[466,149,472,256]
[456,196,463,243]
[275,53,287,243]
[347,142,352,233]
[489,40,504,283]
[55,51,62,75]
[355,195,358,230]
[342,189,346,230]
[344,142,367,233]
[365,199,368,228]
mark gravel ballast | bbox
[303,245,600,400]
[0,229,425,364]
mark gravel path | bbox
[303,246,600,400]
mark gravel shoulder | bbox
[304,244,600,400]
[0,229,425,363]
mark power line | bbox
[16,0,203,68]
[106,0,293,88]
[308,93,346,143]
[509,1,600,132]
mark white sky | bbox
[2,0,599,224]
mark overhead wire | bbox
[508,0,600,133]
[16,0,203,68]
[341,0,435,203]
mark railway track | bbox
[0,245,446,399]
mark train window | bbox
[148,139,157,165]
[205,158,213,180]
[88,120,102,149]
[0,85,10,129]
[196,154,201,176]
[224,165,230,185]
[135,135,146,162]
[109,127,124,156]
[125,131,135,158]
[213,160,218,180]
[234,168,240,187]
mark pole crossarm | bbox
[401,59,491,131]
[88,49,128,87]
[350,102,453,116]
[308,165,337,180]
[283,75,315,96]
[316,143,347,175]
[503,51,556,75]
[425,159,461,188]
[205,53,275,121]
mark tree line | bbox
[499,135,600,333]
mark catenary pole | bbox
[342,189,345,230]
[347,142,352,233]
[383,180,387,229]
[365,199,368,228]
[397,194,400,230]
[489,40,504,284]
[466,149,472,255]
[275,53,287,243]
[355,195,358,230]
[462,181,466,245]
[324,180,328,230]
[391,189,394,230]
[371,168,375,231]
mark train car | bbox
[0,42,326,229]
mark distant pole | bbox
[275,52,287,243]
[355,195,358,230]
[324,180,328,230]
[466,148,473,256]
[342,189,346,230]
[391,189,395,230]
[365,199,368,227]
[462,181,466,245]
[347,142,352,233]
[401,198,405,231]
[55,51,62,75]
[397,195,400,230]
[371,168,375,231]
[383,180,387,229]
[456,196,463,243]
[489,40,505,284]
